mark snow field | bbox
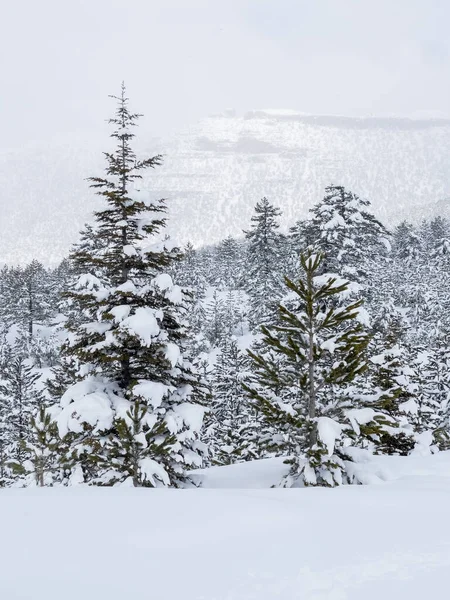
[1,452,450,600]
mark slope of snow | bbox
[2,112,450,264]
[2,452,450,599]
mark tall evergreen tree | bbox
[57,85,206,486]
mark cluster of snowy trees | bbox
[1,88,449,488]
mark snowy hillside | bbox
[155,111,450,247]
[2,111,450,264]
[2,452,450,600]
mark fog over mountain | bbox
[2,1,450,265]
[1,109,450,265]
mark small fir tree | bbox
[244,251,383,487]
[26,405,62,486]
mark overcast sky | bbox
[1,0,449,148]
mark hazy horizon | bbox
[2,0,449,149]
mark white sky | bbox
[1,0,449,147]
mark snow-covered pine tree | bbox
[429,216,450,260]
[289,218,310,255]
[57,84,206,487]
[243,250,384,487]
[102,399,178,487]
[0,385,13,487]
[0,343,46,482]
[412,284,447,345]
[305,185,389,289]
[214,236,242,290]
[392,221,423,264]
[209,338,254,464]
[244,197,285,328]
[204,290,226,347]
[194,245,217,287]
[414,342,450,450]
[171,242,206,294]
[287,218,312,279]
[46,355,79,403]
[385,220,449,347]
[366,339,416,456]
[223,289,246,338]
[0,266,12,327]
[26,328,60,369]
[357,294,415,455]
[4,261,53,341]
[26,405,62,486]
[47,258,74,316]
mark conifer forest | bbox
[1,87,449,490]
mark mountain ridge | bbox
[1,110,450,265]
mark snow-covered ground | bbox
[2,453,450,600]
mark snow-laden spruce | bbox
[57,85,207,487]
